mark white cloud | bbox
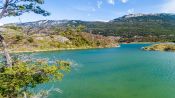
[161,0,175,13]
[0,23,3,26]
[107,0,115,5]
[97,1,103,8]
[120,0,128,3]
[107,0,128,5]
[127,8,134,14]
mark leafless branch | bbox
[0,0,10,19]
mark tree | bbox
[76,25,86,33]
[0,0,50,67]
[0,58,70,98]
[0,1,71,97]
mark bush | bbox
[0,59,70,98]
[27,37,34,43]
[49,42,61,48]
[15,35,24,42]
[5,26,22,31]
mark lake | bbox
[32,44,175,98]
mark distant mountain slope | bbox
[107,13,175,37]
[6,20,85,28]
[3,13,175,42]
[112,13,175,22]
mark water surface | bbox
[33,44,175,98]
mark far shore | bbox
[121,42,158,44]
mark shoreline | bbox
[2,42,172,53]
[6,45,119,53]
[121,42,158,44]
[142,43,175,52]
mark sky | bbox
[0,0,175,25]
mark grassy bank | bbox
[9,46,118,53]
[143,43,175,51]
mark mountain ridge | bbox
[2,13,175,42]
[5,13,175,26]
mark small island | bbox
[143,43,175,51]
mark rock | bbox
[35,36,44,40]
[0,27,6,32]
[55,35,70,43]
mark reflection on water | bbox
[31,44,175,98]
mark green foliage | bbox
[4,26,23,31]
[27,37,34,43]
[0,0,50,18]
[76,25,86,33]
[0,59,70,98]
[1,25,118,52]
[27,13,175,42]
[60,27,91,47]
[144,44,175,51]
[15,35,24,42]
[96,41,101,46]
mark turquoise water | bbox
[33,44,175,98]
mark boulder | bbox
[55,35,70,43]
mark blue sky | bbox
[0,0,175,24]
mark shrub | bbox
[5,26,22,31]
[27,37,34,43]
[15,35,24,42]
[0,59,70,98]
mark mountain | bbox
[6,20,85,28]
[112,13,175,22]
[3,13,175,42]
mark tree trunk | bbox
[23,92,27,98]
[0,35,12,67]
[0,0,12,67]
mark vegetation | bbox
[9,13,175,43]
[0,58,70,98]
[0,0,50,67]
[143,43,175,51]
[0,0,72,98]
[84,14,175,40]
[0,26,119,52]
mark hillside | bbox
[0,26,119,53]
[3,13,175,42]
